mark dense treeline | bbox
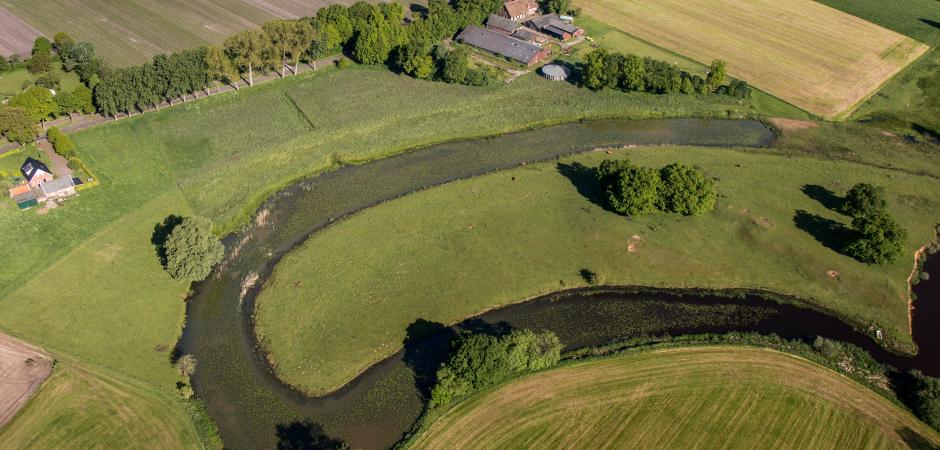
[582,49,750,98]
[596,159,717,216]
[430,329,562,407]
[90,0,511,117]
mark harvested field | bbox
[0,5,42,57]
[577,0,929,119]
[0,332,52,428]
[411,347,940,449]
[0,0,357,66]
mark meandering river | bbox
[177,119,938,449]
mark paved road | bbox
[0,55,343,155]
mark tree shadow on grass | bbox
[801,184,844,212]
[151,214,183,268]
[793,210,851,254]
[921,19,940,31]
[556,162,613,212]
[896,426,940,450]
[275,420,346,450]
[402,319,455,400]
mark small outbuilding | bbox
[527,13,584,41]
[540,64,571,81]
[501,0,539,21]
[20,157,53,188]
[8,184,38,210]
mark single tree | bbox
[285,21,316,73]
[205,45,237,91]
[9,86,58,128]
[658,163,717,215]
[581,49,609,90]
[26,50,52,74]
[163,216,225,281]
[598,159,661,216]
[31,37,52,56]
[52,32,74,53]
[0,107,36,144]
[705,59,727,92]
[225,29,269,87]
[844,210,907,264]
[842,183,887,217]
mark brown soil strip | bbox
[0,332,52,428]
[0,5,42,57]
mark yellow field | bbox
[577,0,929,119]
[411,347,940,450]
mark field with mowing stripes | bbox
[576,0,928,119]
[409,347,940,449]
[0,0,356,66]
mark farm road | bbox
[0,54,342,155]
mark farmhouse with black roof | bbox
[20,157,53,188]
[456,25,550,66]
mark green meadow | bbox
[254,144,940,394]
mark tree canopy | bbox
[844,210,907,264]
[658,163,717,215]
[843,183,887,217]
[163,216,225,281]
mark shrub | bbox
[336,57,351,69]
[47,127,76,158]
[843,183,887,217]
[727,79,751,99]
[657,163,716,215]
[0,106,36,144]
[34,72,61,90]
[163,216,225,281]
[176,354,198,377]
[177,383,195,399]
[844,211,907,264]
[580,268,600,285]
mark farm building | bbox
[512,28,543,44]
[456,26,551,66]
[39,177,76,200]
[541,64,571,81]
[20,157,52,188]
[486,14,521,35]
[501,0,539,21]
[527,14,584,41]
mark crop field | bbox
[0,0,358,66]
[254,145,940,394]
[0,5,41,57]
[0,360,204,449]
[576,0,929,119]
[409,347,940,449]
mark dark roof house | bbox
[456,25,551,66]
[20,157,51,183]
[20,157,53,188]
[486,14,521,35]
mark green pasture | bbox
[254,145,940,394]
[408,347,940,449]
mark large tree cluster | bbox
[430,329,562,407]
[839,183,907,265]
[596,159,717,216]
[582,50,748,98]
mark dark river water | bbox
[176,119,938,449]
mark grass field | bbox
[254,145,940,394]
[408,347,940,449]
[0,65,83,100]
[576,0,929,120]
[0,67,796,444]
[0,360,205,449]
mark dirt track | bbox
[0,333,52,428]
